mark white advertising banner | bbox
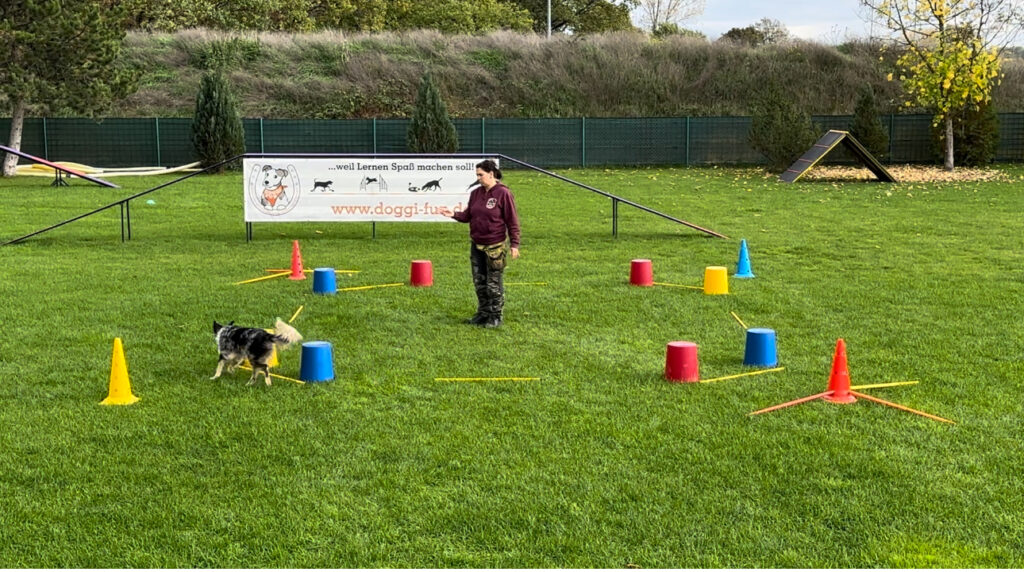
[243,157,494,222]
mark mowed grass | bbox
[1,165,1023,567]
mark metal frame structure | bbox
[3,153,727,246]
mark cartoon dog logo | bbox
[248,164,300,216]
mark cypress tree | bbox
[190,71,246,172]
[748,83,818,171]
[850,85,889,160]
[407,72,459,153]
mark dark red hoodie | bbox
[452,183,521,248]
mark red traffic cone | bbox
[824,338,856,403]
[289,240,306,280]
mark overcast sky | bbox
[631,0,882,43]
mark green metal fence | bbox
[1,114,1022,168]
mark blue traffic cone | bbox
[735,239,755,278]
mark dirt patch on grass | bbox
[800,165,1011,183]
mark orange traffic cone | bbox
[101,338,139,405]
[288,240,306,280]
[823,338,856,403]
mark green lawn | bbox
[1,166,1022,567]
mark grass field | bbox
[1,165,1023,567]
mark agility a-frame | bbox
[779,130,897,183]
[0,144,118,188]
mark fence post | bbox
[154,117,161,166]
[259,117,265,153]
[481,117,486,153]
[372,118,377,154]
[887,114,894,162]
[685,117,690,167]
[42,117,49,160]
[581,117,586,168]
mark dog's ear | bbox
[229,321,235,325]
[213,321,222,334]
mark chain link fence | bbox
[1,114,1022,168]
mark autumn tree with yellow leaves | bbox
[861,0,1023,170]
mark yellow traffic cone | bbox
[101,337,139,405]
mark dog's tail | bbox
[272,318,303,349]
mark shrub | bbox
[849,84,889,159]
[932,101,1000,167]
[748,83,818,171]
[407,72,459,153]
[190,71,246,171]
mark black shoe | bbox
[483,316,503,328]
[466,313,487,325]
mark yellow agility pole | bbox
[700,367,785,384]
[435,377,541,382]
[235,271,290,285]
[289,305,304,323]
[730,311,748,329]
[338,283,404,292]
[238,365,306,385]
[849,381,919,390]
[652,282,703,290]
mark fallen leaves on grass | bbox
[800,165,1010,183]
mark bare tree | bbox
[638,0,704,33]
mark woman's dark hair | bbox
[476,159,502,180]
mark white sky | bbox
[631,0,882,43]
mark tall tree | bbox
[638,0,704,34]
[850,84,890,159]
[0,0,136,176]
[502,0,638,33]
[861,0,1023,170]
[190,71,246,172]
[407,72,459,153]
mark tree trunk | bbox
[2,98,27,177]
[944,115,955,171]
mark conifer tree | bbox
[407,72,459,154]
[850,85,889,160]
[748,83,817,171]
[190,71,246,171]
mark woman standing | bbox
[440,159,520,328]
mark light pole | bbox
[547,0,551,38]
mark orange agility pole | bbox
[748,339,954,424]
[850,391,955,424]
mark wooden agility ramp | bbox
[780,130,897,183]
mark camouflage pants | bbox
[470,242,505,319]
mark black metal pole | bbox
[126,200,132,240]
[119,203,125,242]
[612,198,618,238]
